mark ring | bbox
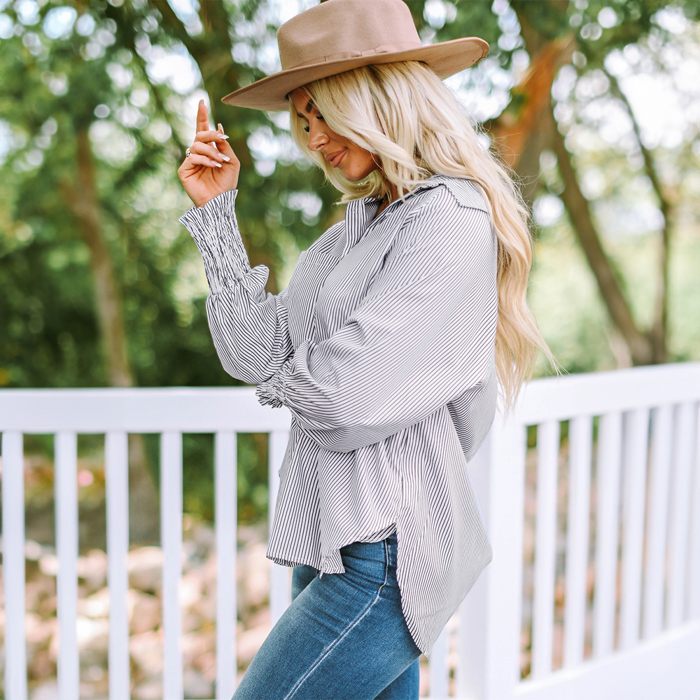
[186,147,191,157]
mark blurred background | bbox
[0,0,699,697]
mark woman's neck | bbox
[378,184,398,211]
[371,181,398,220]
[375,198,391,217]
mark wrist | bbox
[195,188,238,209]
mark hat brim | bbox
[221,37,489,111]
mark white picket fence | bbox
[1,361,699,700]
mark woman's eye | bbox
[303,115,324,133]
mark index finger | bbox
[196,100,210,134]
[194,129,229,143]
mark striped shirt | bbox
[179,173,497,658]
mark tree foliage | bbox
[1,0,699,525]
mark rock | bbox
[39,594,57,618]
[190,591,216,622]
[180,569,204,609]
[29,679,59,700]
[25,612,55,656]
[130,678,162,699]
[25,577,56,612]
[48,622,59,662]
[182,609,203,635]
[78,587,110,619]
[129,629,163,678]
[240,542,270,610]
[128,590,161,635]
[201,550,219,590]
[76,616,109,666]
[20,518,284,697]
[39,552,59,577]
[193,650,217,682]
[30,649,55,679]
[246,607,270,630]
[236,623,270,668]
[193,522,216,547]
[182,630,215,666]
[127,547,163,594]
[184,667,213,697]
[76,548,108,591]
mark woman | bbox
[178,0,559,697]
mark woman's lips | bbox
[331,149,347,167]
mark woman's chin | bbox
[342,168,375,183]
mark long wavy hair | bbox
[288,60,562,413]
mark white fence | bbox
[460,361,700,700]
[1,362,699,699]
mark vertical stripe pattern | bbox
[179,174,498,658]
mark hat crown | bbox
[278,0,422,71]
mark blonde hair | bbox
[288,60,562,413]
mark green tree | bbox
[2,0,698,538]
[484,0,699,365]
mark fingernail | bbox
[214,162,222,168]
[217,134,230,140]
[221,155,231,162]
[218,122,224,132]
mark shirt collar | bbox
[340,174,486,258]
[341,174,450,255]
[365,173,489,215]
[343,194,383,254]
[361,173,452,210]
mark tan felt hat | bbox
[221,0,489,111]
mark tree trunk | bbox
[498,5,661,367]
[548,116,654,366]
[69,128,161,545]
[487,34,576,206]
[147,0,280,293]
[603,67,671,363]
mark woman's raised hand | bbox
[178,100,240,209]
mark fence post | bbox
[457,405,527,700]
[1,431,28,700]
[55,431,80,700]
[269,430,291,626]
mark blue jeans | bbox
[232,532,422,699]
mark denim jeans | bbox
[232,532,422,699]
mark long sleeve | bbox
[255,192,498,453]
[180,189,293,385]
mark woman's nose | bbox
[307,125,329,151]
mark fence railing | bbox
[459,361,700,700]
[1,362,699,699]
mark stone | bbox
[78,587,110,619]
[183,667,213,697]
[236,623,270,667]
[181,630,215,666]
[127,547,163,594]
[241,542,270,610]
[130,678,162,700]
[129,629,164,679]
[128,590,161,635]
[76,548,108,591]
[76,616,109,666]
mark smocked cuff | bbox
[179,189,250,294]
[255,355,295,408]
